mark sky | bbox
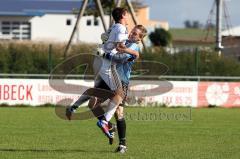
[143,0,240,28]
[2,0,240,28]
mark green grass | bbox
[169,28,215,47]
[169,28,215,42]
[170,28,214,40]
[0,107,240,159]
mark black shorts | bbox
[95,77,111,90]
[95,78,128,107]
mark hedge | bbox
[0,42,240,76]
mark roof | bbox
[222,26,240,37]
[0,0,94,16]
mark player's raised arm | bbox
[103,53,134,63]
[117,47,139,59]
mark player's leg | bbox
[91,76,113,119]
[88,97,106,119]
[89,97,111,137]
[104,92,123,121]
[85,76,117,138]
[88,94,118,144]
[66,75,107,120]
[88,96,117,142]
[115,82,128,153]
[116,107,126,144]
[98,89,123,139]
[101,64,124,122]
[115,106,127,153]
[94,80,127,145]
[65,95,91,120]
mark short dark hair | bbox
[112,7,128,23]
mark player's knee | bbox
[115,112,124,120]
[112,95,123,105]
[115,107,124,120]
[118,114,124,120]
[88,97,97,109]
[115,89,124,99]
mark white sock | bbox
[104,101,118,122]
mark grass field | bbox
[0,107,240,159]
[169,28,215,41]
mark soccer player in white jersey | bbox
[66,24,146,154]
[66,8,138,138]
[96,25,147,153]
[94,7,132,136]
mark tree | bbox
[149,28,172,47]
[192,20,202,29]
[205,22,216,29]
[184,20,203,29]
[184,20,192,28]
[80,0,145,16]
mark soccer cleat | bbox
[97,120,112,139]
[108,124,117,145]
[65,107,75,120]
[115,145,127,154]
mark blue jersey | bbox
[104,40,140,84]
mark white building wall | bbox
[0,14,110,43]
[30,14,74,42]
[222,26,240,37]
[30,13,110,43]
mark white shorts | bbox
[93,57,122,91]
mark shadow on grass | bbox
[0,148,112,153]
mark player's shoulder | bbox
[128,42,140,51]
[130,42,139,47]
[112,23,127,32]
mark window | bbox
[1,21,31,40]
[86,19,91,26]
[12,26,20,30]
[2,26,10,30]
[94,19,99,26]
[1,21,10,35]
[12,31,20,35]
[2,31,10,35]
[2,21,10,25]
[12,22,20,25]
[66,19,71,26]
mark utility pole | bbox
[63,0,147,58]
[216,0,223,55]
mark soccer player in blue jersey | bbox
[97,24,147,153]
[66,22,147,153]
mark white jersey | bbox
[95,23,128,90]
[101,23,128,68]
[103,23,128,54]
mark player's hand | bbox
[116,44,127,53]
[96,48,105,56]
[116,48,126,53]
[95,44,105,56]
